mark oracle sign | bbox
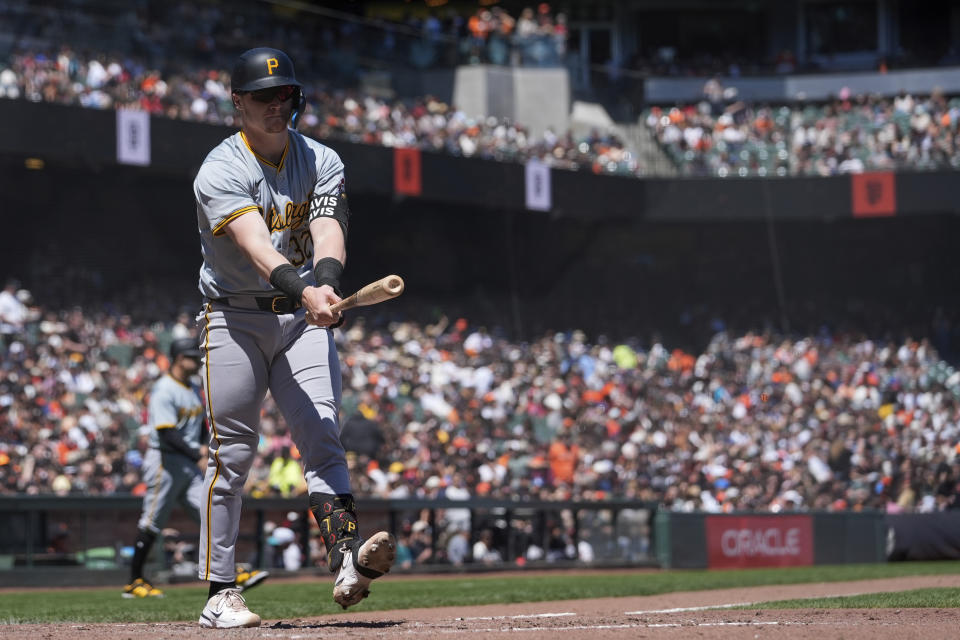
[706,516,813,569]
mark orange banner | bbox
[394,147,422,196]
[852,172,896,217]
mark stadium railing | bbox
[0,495,659,586]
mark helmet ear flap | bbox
[291,88,307,129]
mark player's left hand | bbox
[307,310,346,329]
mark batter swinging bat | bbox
[330,275,405,313]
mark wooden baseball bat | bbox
[330,275,404,313]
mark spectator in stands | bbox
[0,65,18,98]
[268,446,307,498]
[243,454,271,498]
[0,279,29,346]
[648,88,960,176]
[394,528,415,570]
[516,8,538,39]
[267,521,301,571]
[472,529,502,565]
[548,430,580,488]
[446,527,470,566]
[408,520,434,564]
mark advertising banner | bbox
[706,515,813,569]
[852,171,896,217]
[394,147,422,196]
[117,109,151,166]
[524,158,551,211]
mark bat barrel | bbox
[383,275,404,295]
[327,274,406,314]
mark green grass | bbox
[1,562,958,624]
[734,587,960,610]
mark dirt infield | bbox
[3,574,959,639]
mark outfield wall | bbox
[886,511,960,561]
[654,511,888,570]
[4,496,957,586]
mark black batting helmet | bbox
[170,337,202,360]
[231,47,307,129]
[231,47,302,93]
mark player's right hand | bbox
[302,285,341,327]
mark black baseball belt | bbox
[209,294,302,314]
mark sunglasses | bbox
[247,85,298,103]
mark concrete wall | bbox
[453,65,569,137]
[645,66,960,104]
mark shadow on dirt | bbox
[268,620,403,630]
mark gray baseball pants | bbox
[196,302,347,582]
[137,448,203,534]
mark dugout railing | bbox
[3,495,951,587]
[0,496,658,586]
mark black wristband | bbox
[313,257,343,297]
[269,264,308,302]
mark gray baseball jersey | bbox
[195,130,346,299]
[138,374,206,534]
[147,374,205,453]
[194,128,350,582]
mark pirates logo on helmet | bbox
[231,47,308,129]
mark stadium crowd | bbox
[2,279,958,519]
[0,0,569,72]
[6,1,960,180]
[0,47,637,175]
[458,3,568,67]
[646,88,960,176]
[6,43,960,178]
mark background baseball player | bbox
[194,47,395,629]
[122,337,268,599]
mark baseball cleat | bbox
[333,531,396,610]
[236,567,270,592]
[122,578,164,598]
[198,588,261,628]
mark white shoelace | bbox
[219,589,247,610]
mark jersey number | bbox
[288,227,313,267]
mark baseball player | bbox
[194,47,395,628]
[122,337,269,599]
